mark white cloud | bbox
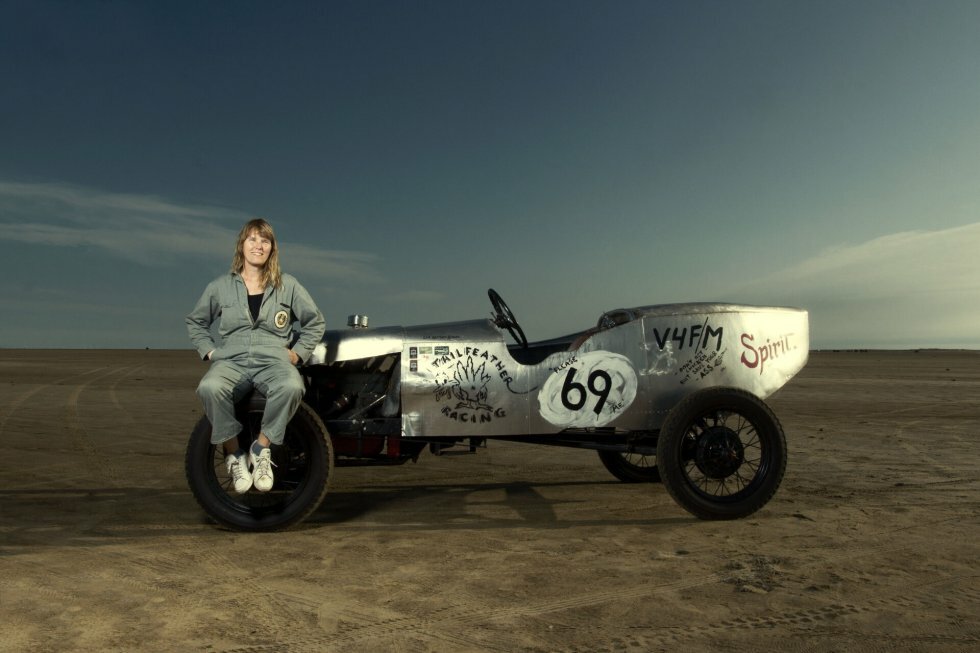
[730,222,980,348]
[0,180,381,281]
[0,180,242,219]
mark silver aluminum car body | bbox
[310,303,808,439]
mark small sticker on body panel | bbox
[538,351,638,428]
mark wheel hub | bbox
[695,426,744,479]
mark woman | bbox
[186,219,325,493]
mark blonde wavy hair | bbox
[231,218,283,290]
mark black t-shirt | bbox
[248,293,262,323]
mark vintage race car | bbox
[185,289,809,531]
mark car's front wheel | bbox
[597,449,661,483]
[656,387,786,520]
[185,401,333,531]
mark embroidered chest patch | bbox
[274,310,290,329]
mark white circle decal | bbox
[538,351,637,427]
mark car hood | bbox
[307,319,503,365]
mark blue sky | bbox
[2,0,979,349]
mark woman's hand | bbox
[287,349,300,366]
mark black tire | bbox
[656,387,786,520]
[185,402,333,531]
[597,449,661,483]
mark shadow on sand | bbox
[0,477,692,553]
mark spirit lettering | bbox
[740,333,795,374]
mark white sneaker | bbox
[249,447,275,492]
[225,453,253,494]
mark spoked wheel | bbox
[597,449,661,483]
[656,387,786,520]
[185,401,334,531]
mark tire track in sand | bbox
[0,366,107,440]
[212,515,977,652]
[64,365,138,487]
[638,576,980,651]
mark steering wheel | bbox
[488,288,528,348]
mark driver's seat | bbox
[568,308,636,351]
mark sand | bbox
[1,349,978,652]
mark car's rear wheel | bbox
[185,401,333,531]
[597,449,661,483]
[656,387,786,520]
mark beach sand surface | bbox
[1,349,978,652]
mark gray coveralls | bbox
[186,272,326,445]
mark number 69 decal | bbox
[538,351,638,427]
